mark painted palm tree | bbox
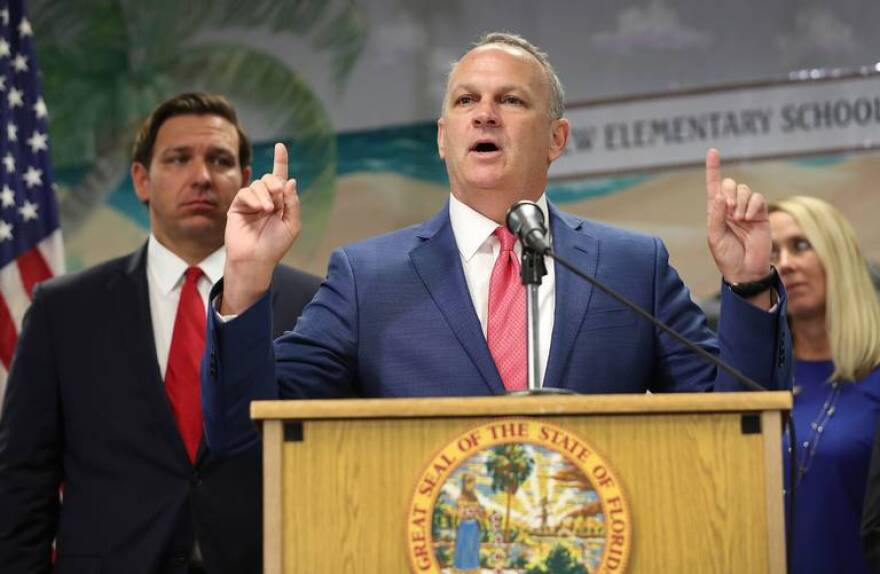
[30,0,366,257]
[486,444,534,543]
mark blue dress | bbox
[454,505,482,569]
[783,360,880,574]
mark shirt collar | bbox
[448,193,551,261]
[146,234,226,294]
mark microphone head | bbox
[506,200,550,253]
[506,200,543,235]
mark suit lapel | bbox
[112,244,194,464]
[409,207,506,395]
[544,205,598,389]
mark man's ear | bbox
[131,162,151,205]
[437,117,446,161]
[241,165,252,186]
[547,118,570,163]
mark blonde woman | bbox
[770,196,880,574]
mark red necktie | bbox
[165,266,206,462]
[487,227,527,392]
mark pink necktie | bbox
[165,267,206,462]
[487,227,527,392]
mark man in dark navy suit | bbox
[202,33,789,456]
[0,93,320,573]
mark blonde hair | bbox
[770,196,880,381]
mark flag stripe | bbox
[0,293,18,370]
[37,230,65,275]
[0,260,29,332]
[16,245,52,297]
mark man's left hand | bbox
[705,148,773,308]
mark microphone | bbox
[505,200,767,393]
[506,200,551,254]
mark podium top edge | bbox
[250,391,792,421]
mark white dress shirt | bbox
[448,194,555,386]
[146,235,225,379]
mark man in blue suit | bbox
[202,33,789,455]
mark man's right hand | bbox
[221,143,300,314]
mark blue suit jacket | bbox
[203,203,791,454]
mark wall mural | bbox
[30,1,880,302]
[31,0,366,266]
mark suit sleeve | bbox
[202,249,359,456]
[0,286,61,573]
[714,278,791,391]
[648,237,791,392]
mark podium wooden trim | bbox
[253,391,791,573]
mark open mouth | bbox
[471,141,500,153]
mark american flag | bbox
[0,0,64,399]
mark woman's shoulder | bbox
[851,364,880,400]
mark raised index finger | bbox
[705,147,721,201]
[273,142,289,180]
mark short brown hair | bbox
[131,92,251,169]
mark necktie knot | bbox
[184,266,203,286]
[494,227,517,253]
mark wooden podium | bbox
[252,391,791,573]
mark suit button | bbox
[171,553,188,566]
[191,472,203,487]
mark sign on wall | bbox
[553,72,880,178]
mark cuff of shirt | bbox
[211,294,238,323]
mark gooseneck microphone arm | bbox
[506,200,767,393]
[548,250,766,392]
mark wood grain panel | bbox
[270,407,785,573]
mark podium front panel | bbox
[257,395,787,574]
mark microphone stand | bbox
[512,247,573,396]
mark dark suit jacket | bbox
[0,244,320,574]
[203,203,791,455]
